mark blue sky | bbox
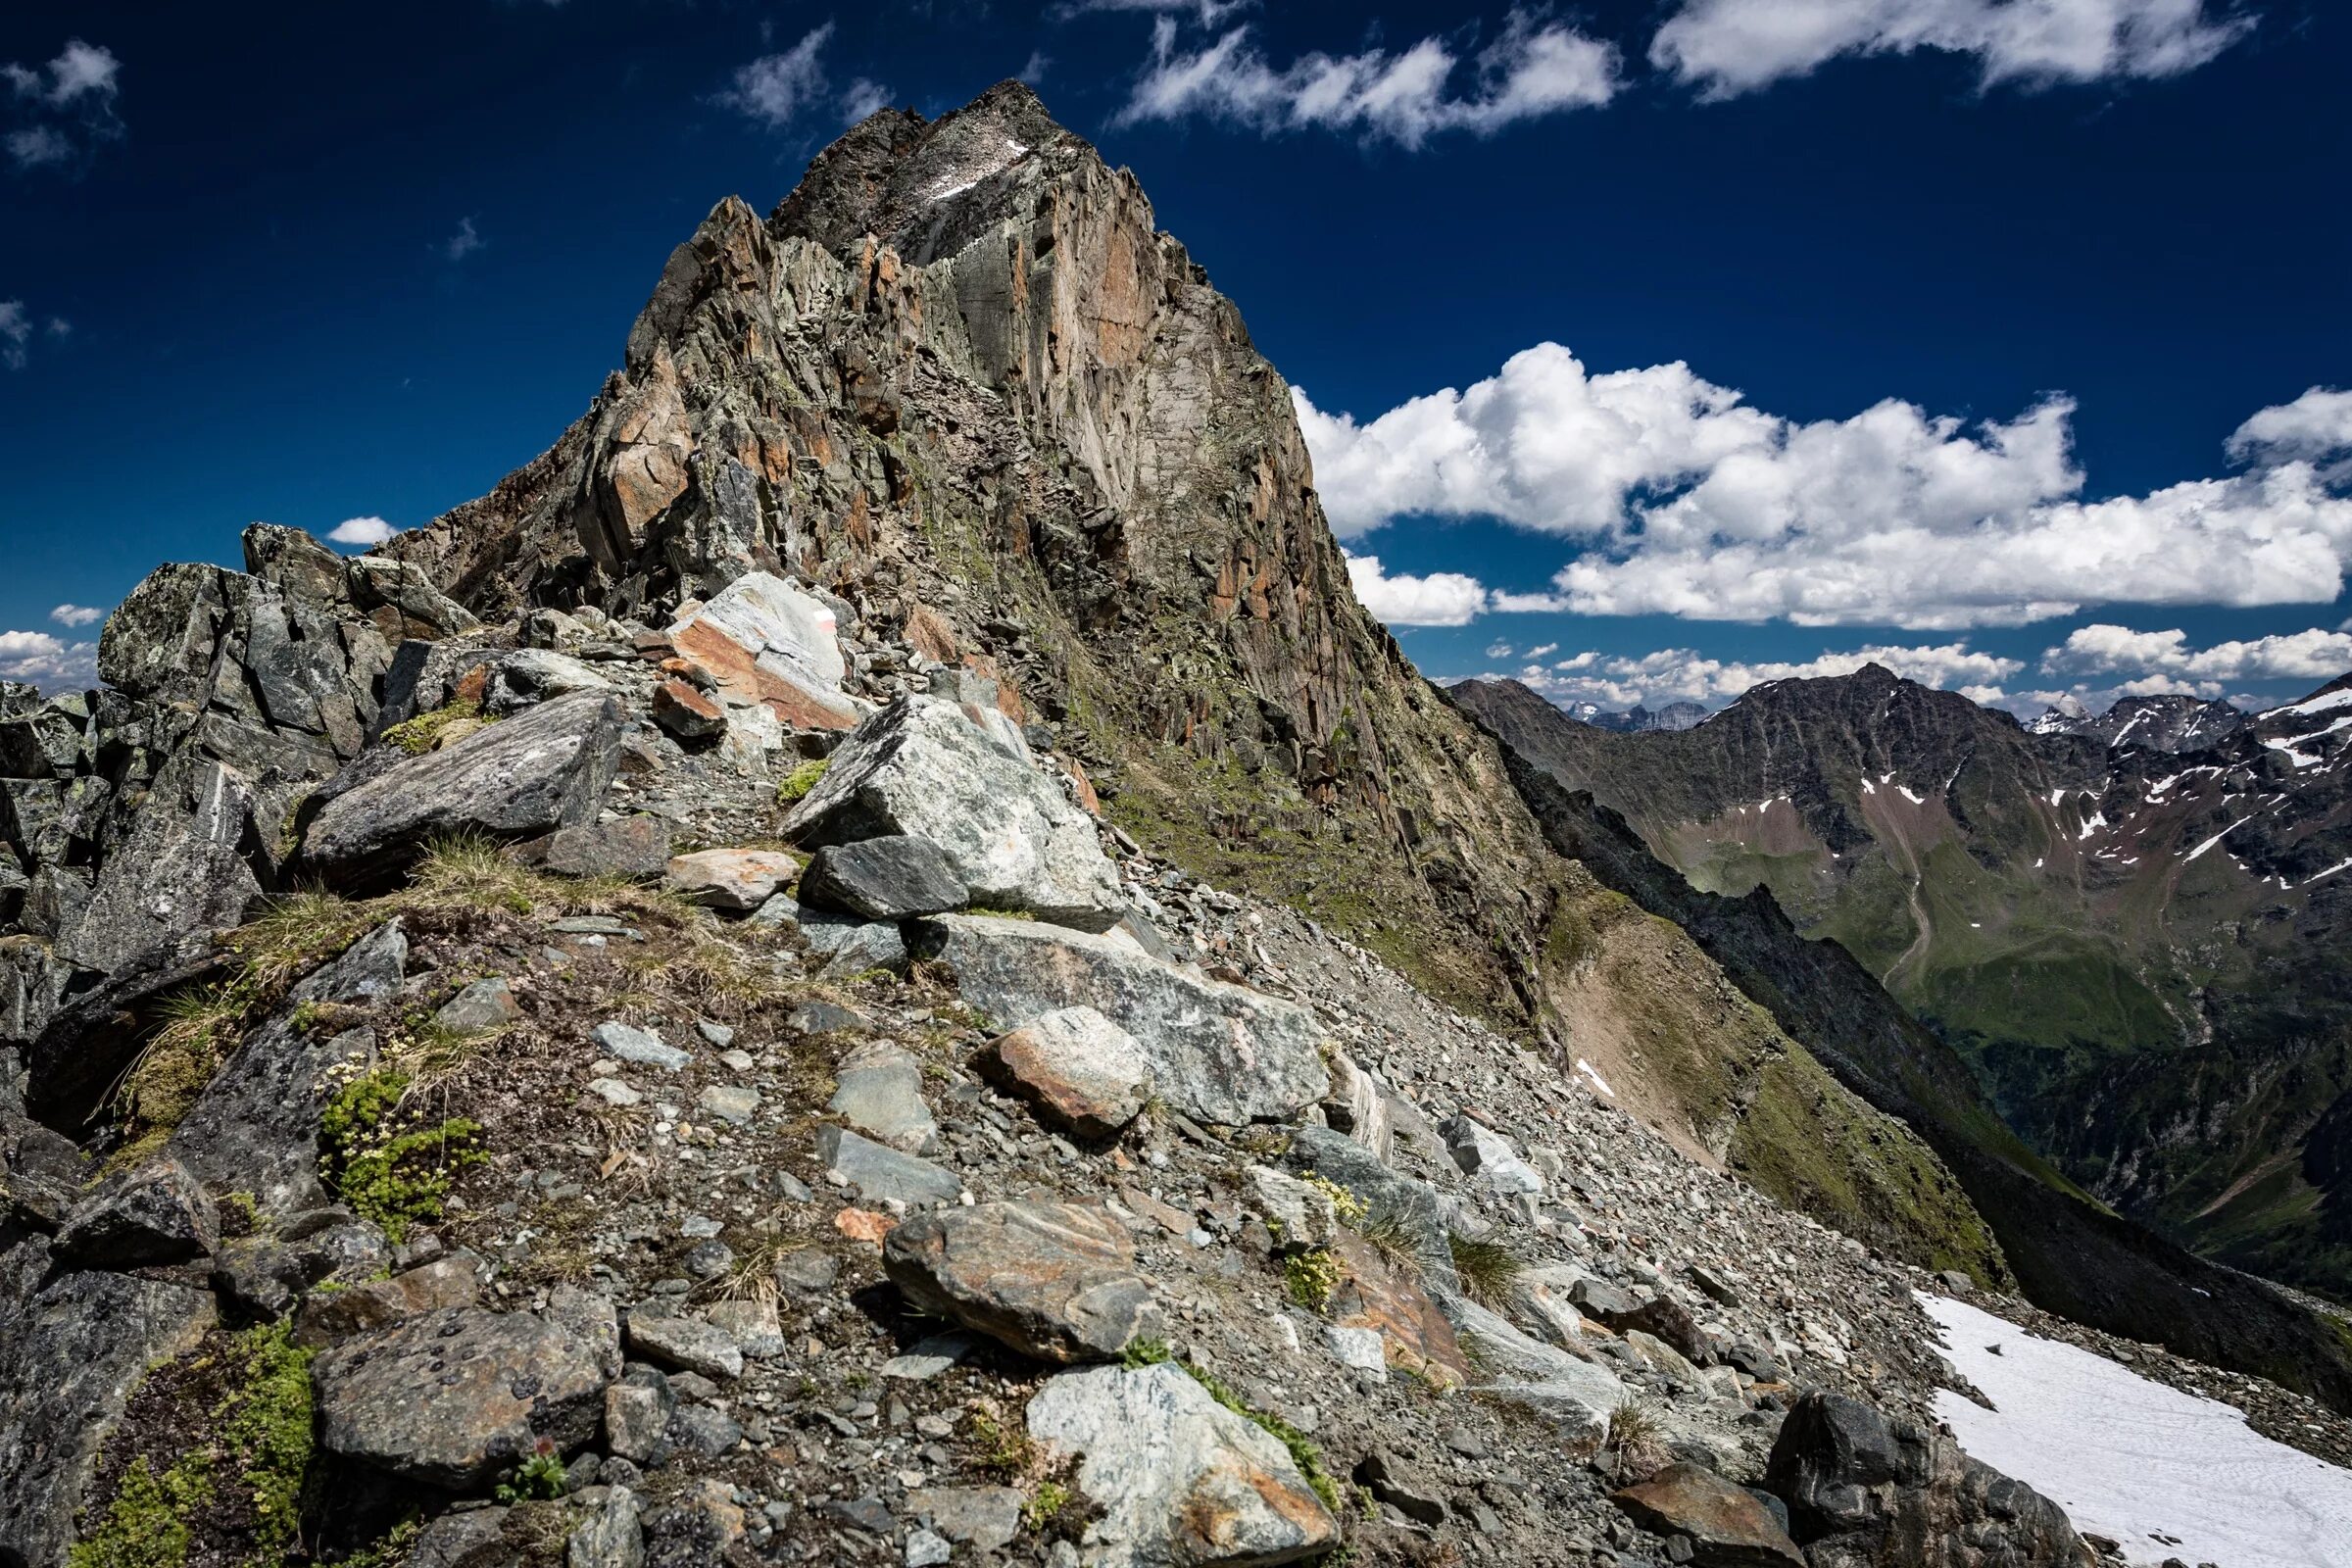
[3,0,2349,717]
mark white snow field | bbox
[1921,1294,2352,1567]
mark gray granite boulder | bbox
[884,1200,1161,1364]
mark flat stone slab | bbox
[593,1021,689,1070]
[664,848,799,911]
[884,1201,1161,1364]
[816,1124,960,1208]
[827,1040,937,1152]
[624,1309,745,1380]
[1613,1463,1804,1567]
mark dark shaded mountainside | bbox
[1454,668,2352,1303]
[1,73,2346,1438]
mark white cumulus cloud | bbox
[49,604,103,627]
[2043,624,2352,698]
[1298,348,2352,631]
[328,515,400,546]
[722,24,837,127]
[1344,553,1490,626]
[0,628,98,690]
[1650,0,2253,99]
[1114,11,1619,148]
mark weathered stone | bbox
[56,756,266,975]
[1244,1164,1343,1253]
[567,1485,645,1568]
[667,1401,742,1458]
[485,649,611,715]
[1025,1362,1340,1567]
[797,905,908,976]
[436,976,521,1032]
[649,676,727,741]
[624,1308,745,1380]
[697,1083,760,1126]
[1286,1125,1461,1298]
[605,1367,676,1464]
[545,1283,624,1381]
[1763,1391,2083,1567]
[666,571,858,731]
[53,1156,218,1267]
[1614,1462,1805,1567]
[663,847,799,910]
[301,691,623,889]
[1444,1113,1544,1197]
[1449,1298,1624,1438]
[786,697,1123,930]
[518,815,672,880]
[884,1200,1161,1364]
[408,1507,511,1568]
[975,1004,1154,1141]
[881,1330,974,1381]
[816,1124,961,1208]
[1570,1275,1641,1320]
[798,834,965,919]
[827,1040,937,1152]
[1511,1264,1600,1348]
[1355,1450,1447,1526]
[705,1297,786,1358]
[906,1487,1024,1552]
[909,914,1326,1125]
[313,1306,607,1488]
[292,1253,481,1348]
[593,1020,689,1071]
[642,1480,746,1568]
[0,1259,217,1568]
[904,1527,952,1567]
[1590,1292,1711,1367]
[1318,1047,1393,1161]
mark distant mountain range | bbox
[1455,666,2352,1298]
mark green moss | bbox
[318,1067,485,1244]
[381,700,488,757]
[70,1455,210,1568]
[775,758,831,804]
[220,1325,317,1562]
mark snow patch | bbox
[2077,811,2106,841]
[2303,858,2352,888]
[2186,817,2255,862]
[2271,687,2352,720]
[1574,1058,1614,1098]
[1897,785,1926,806]
[1922,1293,2352,1567]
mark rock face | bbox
[974,1004,1154,1140]
[299,691,623,889]
[909,913,1325,1126]
[313,1306,608,1489]
[1025,1362,1339,1567]
[1765,1392,2085,1568]
[785,698,1123,931]
[883,1200,1161,1363]
[0,1260,217,1568]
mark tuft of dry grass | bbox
[1447,1232,1525,1310]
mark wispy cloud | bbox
[0,301,27,369]
[1113,10,1619,148]
[1650,0,2254,100]
[442,217,484,263]
[4,37,123,173]
[1058,0,1256,24]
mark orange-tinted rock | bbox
[1612,1463,1804,1567]
[1329,1230,1471,1389]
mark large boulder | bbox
[1763,1392,2084,1568]
[52,1155,219,1268]
[786,698,1123,931]
[908,914,1326,1125]
[1025,1363,1340,1567]
[798,834,965,920]
[0,1251,217,1568]
[1614,1463,1805,1568]
[313,1306,608,1489]
[884,1200,1162,1363]
[666,571,859,731]
[298,691,622,889]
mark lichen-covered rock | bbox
[826,1040,937,1152]
[313,1306,607,1488]
[797,834,965,920]
[298,691,622,890]
[909,913,1325,1126]
[884,1200,1161,1363]
[663,847,799,910]
[786,698,1123,931]
[1025,1362,1339,1566]
[52,1155,218,1267]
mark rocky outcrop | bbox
[785,697,1123,931]
[1765,1392,2086,1567]
[909,913,1326,1126]
[298,691,623,889]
